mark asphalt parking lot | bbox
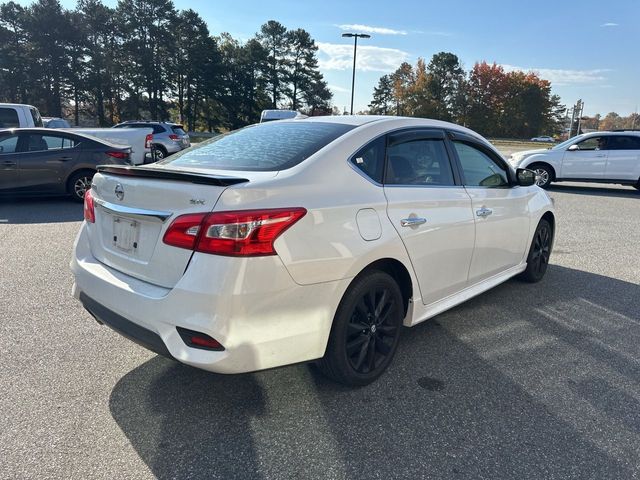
[1,181,639,479]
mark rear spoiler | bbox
[97,165,249,187]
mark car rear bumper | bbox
[71,224,349,374]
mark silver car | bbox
[113,121,190,159]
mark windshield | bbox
[163,121,355,171]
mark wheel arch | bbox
[527,161,557,181]
[352,257,414,317]
[65,168,96,193]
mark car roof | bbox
[118,120,180,126]
[0,103,38,109]
[296,115,487,138]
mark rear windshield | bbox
[163,121,355,171]
[171,126,187,135]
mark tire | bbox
[154,145,168,161]
[529,163,553,189]
[67,170,95,203]
[520,219,553,283]
[318,270,404,386]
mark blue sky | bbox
[24,0,640,116]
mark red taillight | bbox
[106,150,129,159]
[176,327,224,351]
[163,208,307,257]
[84,188,95,223]
[162,213,207,250]
[168,134,180,141]
[145,134,153,149]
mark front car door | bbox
[0,132,20,193]
[604,135,640,181]
[560,135,608,179]
[16,132,81,193]
[450,134,532,284]
[383,129,476,305]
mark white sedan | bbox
[71,116,555,386]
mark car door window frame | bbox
[384,128,460,187]
[446,130,516,188]
[0,133,20,155]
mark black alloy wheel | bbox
[520,219,553,283]
[319,271,403,386]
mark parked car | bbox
[0,103,43,128]
[71,116,554,386]
[0,128,131,202]
[113,121,190,159]
[531,135,555,143]
[260,109,308,122]
[69,127,153,166]
[43,117,72,128]
[510,130,640,189]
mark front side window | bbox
[0,108,20,128]
[453,141,509,187]
[351,137,385,183]
[165,122,355,171]
[0,134,19,154]
[575,136,607,151]
[385,138,454,186]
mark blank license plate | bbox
[112,216,139,253]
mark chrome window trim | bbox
[94,198,172,223]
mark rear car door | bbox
[450,134,531,284]
[16,132,81,193]
[383,129,476,305]
[604,135,640,181]
[560,136,608,179]
[0,132,20,192]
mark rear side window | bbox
[165,122,355,171]
[0,108,19,128]
[351,137,385,183]
[608,136,640,150]
[171,126,187,136]
[23,134,76,152]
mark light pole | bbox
[342,32,370,115]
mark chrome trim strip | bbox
[94,198,172,222]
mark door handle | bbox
[400,217,427,227]
[58,156,73,161]
[476,207,493,218]
[594,154,606,158]
[1,160,16,167]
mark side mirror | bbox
[516,168,536,187]
[567,144,579,151]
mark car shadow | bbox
[548,183,639,198]
[109,265,639,479]
[0,197,82,224]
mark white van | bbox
[260,110,308,123]
[0,103,43,128]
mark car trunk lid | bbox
[87,165,249,288]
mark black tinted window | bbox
[386,138,454,186]
[24,134,76,152]
[453,141,509,187]
[608,136,640,150]
[165,122,355,171]
[351,137,385,183]
[171,126,187,135]
[0,108,19,128]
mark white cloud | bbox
[600,22,619,27]
[501,64,612,86]
[317,42,409,72]
[337,24,407,35]
[328,84,350,93]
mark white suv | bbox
[71,116,554,386]
[509,131,640,189]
